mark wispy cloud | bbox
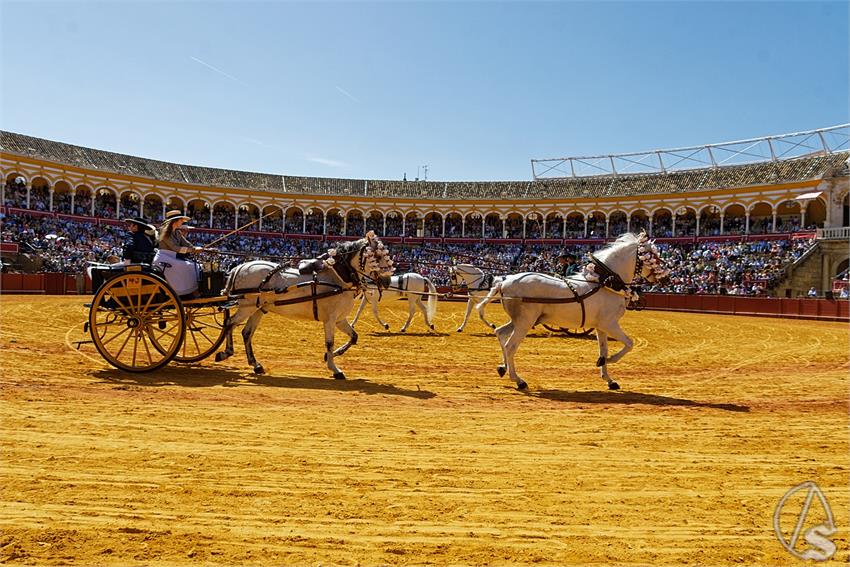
[334,86,360,103]
[241,136,265,146]
[190,56,245,85]
[308,156,348,168]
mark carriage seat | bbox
[89,263,162,295]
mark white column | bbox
[48,189,54,212]
[605,219,610,238]
[26,186,31,209]
[382,215,386,236]
[671,215,676,237]
[235,208,240,229]
[481,218,485,239]
[162,202,167,219]
[461,217,465,238]
[542,217,547,238]
[402,216,407,237]
[209,207,213,228]
[771,212,777,233]
[442,216,446,237]
[626,215,631,233]
[302,213,307,233]
[719,214,725,234]
[116,197,121,219]
[522,218,527,239]
[91,195,96,217]
[70,193,75,215]
[745,213,750,235]
[695,215,700,236]
[648,217,653,237]
[584,217,589,238]
[800,208,806,230]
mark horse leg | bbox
[215,305,252,362]
[241,310,266,375]
[351,293,367,326]
[501,315,534,390]
[414,296,435,332]
[595,330,619,390]
[323,319,345,380]
[494,320,514,378]
[399,297,416,332]
[333,318,358,357]
[370,292,389,330]
[477,294,497,330]
[456,297,474,332]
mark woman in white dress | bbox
[154,210,204,296]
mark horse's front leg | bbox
[399,297,416,332]
[476,293,497,330]
[595,330,620,390]
[351,294,368,326]
[370,293,390,330]
[456,297,475,332]
[333,318,358,357]
[241,310,266,375]
[215,305,251,363]
[323,319,345,380]
[600,322,634,365]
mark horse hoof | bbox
[323,353,328,362]
[456,328,462,333]
[497,365,506,377]
[430,324,435,331]
[215,352,228,362]
[253,365,265,375]
[333,372,346,380]
[608,381,620,390]
[384,324,390,330]
[596,356,606,367]
[517,381,528,390]
[490,324,496,329]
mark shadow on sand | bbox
[529,389,749,412]
[92,367,436,399]
[369,331,451,337]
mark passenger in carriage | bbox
[154,210,204,296]
[555,252,579,277]
[122,217,157,264]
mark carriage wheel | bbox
[171,305,228,363]
[88,272,185,372]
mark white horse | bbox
[215,232,394,379]
[351,273,438,332]
[478,232,668,390]
[449,264,505,332]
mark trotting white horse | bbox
[351,272,438,332]
[478,232,668,390]
[215,232,394,379]
[449,264,505,332]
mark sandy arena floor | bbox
[1,295,848,565]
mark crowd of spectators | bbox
[1,212,817,296]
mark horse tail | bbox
[475,280,502,311]
[425,277,438,323]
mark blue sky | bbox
[1,1,847,181]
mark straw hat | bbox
[162,210,191,224]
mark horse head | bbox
[325,230,395,288]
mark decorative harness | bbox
[520,248,646,328]
[231,240,380,321]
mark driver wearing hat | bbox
[157,210,202,259]
[122,217,157,264]
[153,210,203,296]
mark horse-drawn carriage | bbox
[85,262,233,372]
[84,232,396,377]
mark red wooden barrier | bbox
[643,293,847,322]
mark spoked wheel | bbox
[542,324,595,337]
[171,304,228,363]
[88,272,185,372]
